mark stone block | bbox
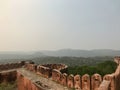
[67,74,74,88]
[82,74,90,90]
[74,75,81,90]
[91,73,102,90]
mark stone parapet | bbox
[0,61,25,71]
[0,56,120,90]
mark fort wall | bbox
[24,62,103,90]
[0,61,25,71]
[23,57,120,90]
[0,61,25,84]
[0,57,120,90]
[0,70,17,83]
[98,57,120,90]
[17,72,42,90]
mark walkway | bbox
[17,68,70,90]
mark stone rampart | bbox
[24,63,68,78]
[97,56,120,90]
[0,61,25,71]
[17,72,44,90]
[24,63,103,90]
[23,61,118,90]
[0,56,120,90]
[37,65,51,78]
[0,70,17,83]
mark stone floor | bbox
[17,68,70,90]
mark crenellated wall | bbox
[25,63,68,78]
[23,57,120,90]
[0,56,120,90]
[24,62,104,90]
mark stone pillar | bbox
[74,75,81,90]
[52,69,61,82]
[44,68,51,78]
[82,74,90,90]
[91,73,102,90]
[67,74,74,88]
[33,64,37,72]
[56,71,61,83]
[52,70,56,81]
[37,65,45,76]
[61,73,67,86]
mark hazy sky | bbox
[0,0,120,51]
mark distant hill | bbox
[0,52,45,60]
[0,49,120,60]
[41,49,120,57]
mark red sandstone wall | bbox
[98,57,120,90]
[24,63,104,90]
[17,72,42,90]
[1,58,120,90]
[98,80,110,90]
[0,61,25,71]
[0,70,17,83]
[23,59,120,90]
[25,63,68,78]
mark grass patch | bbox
[0,81,17,90]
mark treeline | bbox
[31,56,113,66]
[67,61,117,76]
[0,56,113,66]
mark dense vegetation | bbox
[0,56,113,66]
[67,61,117,76]
[30,56,113,66]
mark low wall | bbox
[0,61,25,71]
[0,70,17,83]
[98,57,120,90]
[24,63,104,90]
[23,57,120,90]
[52,71,103,90]
[24,63,68,78]
[41,64,68,73]
[17,72,42,90]
[37,65,51,78]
